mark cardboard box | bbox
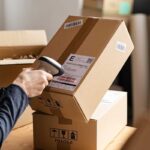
[0,30,47,87]
[84,0,102,10]
[0,30,47,59]
[13,106,33,129]
[102,0,134,16]
[30,16,133,121]
[0,30,47,128]
[33,90,127,150]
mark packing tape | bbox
[58,17,98,64]
[57,143,70,150]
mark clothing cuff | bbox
[8,84,28,99]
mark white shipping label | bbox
[50,54,95,91]
[64,19,83,29]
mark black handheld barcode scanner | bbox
[36,56,64,76]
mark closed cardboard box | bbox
[33,90,127,150]
[0,30,47,128]
[30,16,133,122]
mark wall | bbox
[0,0,4,29]
[3,0,83,40]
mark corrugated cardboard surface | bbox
[0,63,33,87]
[0,30,47,59]
[13,106,33,129]
[121,115,150,150]
[33,90,127,150]
[0,30,47,87]
[30,16,134,122]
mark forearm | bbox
[0,84,28,145]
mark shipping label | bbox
[50,54,95,91]
[64,19,83,29]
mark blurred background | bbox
[0,0,150,126]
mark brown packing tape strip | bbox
[58,17,99,64]
[50,107,72,125]
[52,18,98,124]
[45,18,99,124]
[57,143,71,150]
[44,91,72,125]
[36,18,99,124]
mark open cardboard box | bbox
[0,30,47,128]
[33,90,127,150]
[0,30,47,87]
[30,16,134,122]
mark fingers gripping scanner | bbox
[36,56,64,76]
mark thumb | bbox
[44,72,53,81]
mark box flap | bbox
[0,30,47,59]
[0,59,35,65]
[91,90,127,120]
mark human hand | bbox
[13,68,53,97]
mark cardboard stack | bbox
[30,16,134,150]
[33,90,127,150]
[0,30,47,129]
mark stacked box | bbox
[33,90,127,150]
[0,30,47,129]
[30,16,134,149]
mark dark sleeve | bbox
[0,84,28,146]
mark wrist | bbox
[13,78,29,97]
